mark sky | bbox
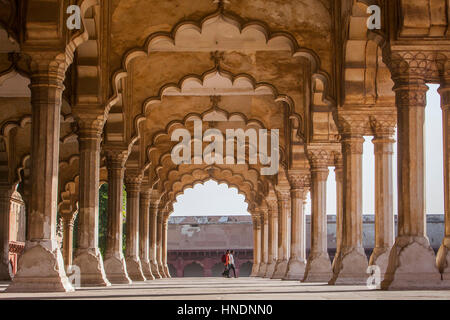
[172,84,444,216]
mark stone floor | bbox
[1,277,450,300]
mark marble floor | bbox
[1,277,450,300]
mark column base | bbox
[0,260,12,281]
[329,247,368,285]
[381,236,444,290]
[257,262,267,277]
[103,253,132,284]
[158,263,167,277]
[369,247,392,281]
[250,263,260,277]
[126,256,146,281]
[283,257,306,280]
[150,261,162,278]
[271,259,288,279]
[6,240,74,293]
[164,264,171,278]
[140,259,155,280]
[73,248,111,287]
[264,260,276,278]
[302,252,332,282]
[437,237,450,284]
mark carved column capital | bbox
[266,198,278,218]
[105,147,129,168]
[125,171,143,193]
[307,149,333,169]
[73,108,106,139]
[370,115,397,138]
[337,114,370,137]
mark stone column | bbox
[264,198,278,278]
[7,56,73,292]
[257,206,269,277]
[149,194,162,278]
[250,212,262,277]
[284,171,309,280]
[60,209,77,271]
[304,154,332,282]
[438,79,450,284]
[162,213,171,278]
[73,115,110,287]
[369,117,396,280]
[332,155,344,272]
[272,189,290,279]
[124,172,146,281]
[0,186,13,281]
[157,210,167,277]
[139,188,154,280]
[381,62,442,289]
[330,117,368,285]
[103,149,131,284]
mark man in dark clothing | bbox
[228,250,237,278]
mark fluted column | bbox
[60,209,77,271]
[369,117,396,280]
[438,80,450,284]
[330,117,368,285]
[332,155,344,272]
[162,213,171,278]
[272,189,290,279]
[304,153,332,282]
[257,206,269,277]
[264,198,278,278]
[139,188,154,280]
[284,170,309,280]
[157,209,167,277]
[149,194,162,278]
[73,115,110,287]
[103,149,131,284]
[381,62,442,289]
[7,56,73,292]
[0,186,13,281]
[250,212,262,277]
[124,172,146,281]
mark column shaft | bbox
[382,80,442,289]
[149,202,162,278]
[304,166,332,282]
[332,162,344,272]
[330,135,368,284]
[7,63,73,293]
[272,192,290,278]
[125,176,146,281]
[103,151,131,284]
[250,215,262,277]
[369,129,395,280]
[257,210,269,277]
[0,187,12,280]
[73,126,110,287]
[162,216,171,277]
[139,190,154,280]
[265,200,278,278]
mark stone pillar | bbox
[162,213,171,278]
[304,154,332,282]
[73,115,110,287]
[438,79,450,284]
[60,210,77,271]
[332,155,344,272]
[0,186,13,281]
[381,63,442,289]
[149,195,162,278]
[257,206,269,277]
[272,189,290,279]
[124,172,146,281]
[264,198,278,278]
[330,117,368,285]
[284,171,309,280]
[250,212,262,277]
[139,188,154,280]
[7,56,73,292]
[369,117,396,280]
[103,149,131,284]
[157,210,167,277]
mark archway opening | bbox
[168,180,253,278]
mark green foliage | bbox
[98,184,109,256]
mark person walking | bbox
[228,250,237,278]
[221,250,230,278]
